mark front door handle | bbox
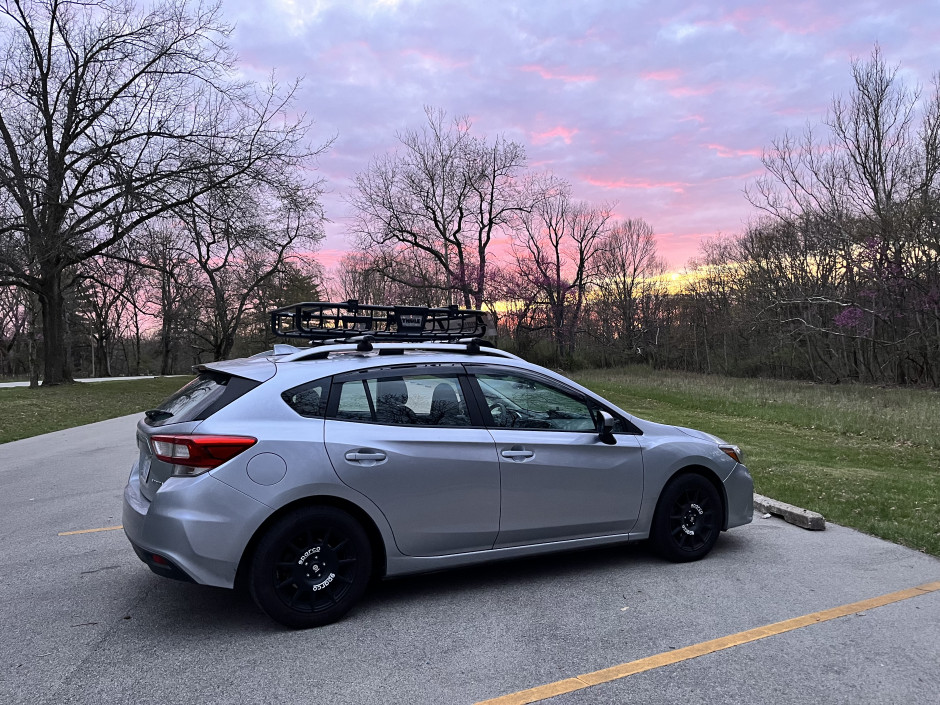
[500,448,534,461]
[345,450,387,463]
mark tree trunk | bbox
[38,275,73,386]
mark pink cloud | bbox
[586,176,688,194]
[519,64,597,83]
[705,143,763,158]
[668,83,718,98]
[315,248,348,270]
[696,6,842,37]
[400,48,468,70]
[642,69,682,81]
[531,126,579,144]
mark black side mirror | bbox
[597,410,617,445]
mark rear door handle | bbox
[345,451,387,462]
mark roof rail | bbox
[270,300,488,343]
[277,341,520,363]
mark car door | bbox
[468,367,644,548]
[323,366,500,557]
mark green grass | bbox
[0,377,192,444]
[574,367,940,557]
[3,368,938,557]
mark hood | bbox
[674,426,726,445]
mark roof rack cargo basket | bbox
[270,300,488,343]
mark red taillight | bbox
[150,434,257,473]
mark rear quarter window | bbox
[282,378,330,418]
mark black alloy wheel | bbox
[250,506,372,628]
[651,473,722,562]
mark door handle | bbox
[345,451,387,462]
[501,448,534,460]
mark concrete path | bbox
[1,414,938,704]
[0,375,181,389]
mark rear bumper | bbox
[122,461,272,588]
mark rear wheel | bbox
[651,473,721,562]
[249,506,372,628]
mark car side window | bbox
[334,373,471,427]
[475,372,596,431]
[282,379,330,418]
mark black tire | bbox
[249,506,372,629]
[650,473,722,562]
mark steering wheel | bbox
[488,401,510,426]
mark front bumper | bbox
[724,463,754,529]
[122,460,272,588]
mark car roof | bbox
[199,343,547,388]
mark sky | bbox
[223,0,940,271]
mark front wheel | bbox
[650,473,722,562]
[249,506,372,628]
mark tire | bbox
[249,506,373,628]
[650,473,722,562]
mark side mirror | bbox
[597,410,617,445]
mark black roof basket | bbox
[270,300,488,343]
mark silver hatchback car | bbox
[123,302,753,628]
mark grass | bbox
[574,367,940,557]
[0,377,191,444]
[2,368,938,557]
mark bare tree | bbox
[0,0,324,384]
[349,107,530,308]
[744,45,940,384]
[137,222,203,375]
[592,218,666,360]
[508,185,612,359]
[181,174,323,361]
[73,252,139,376]
[0,282,26,375]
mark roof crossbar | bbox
[270,300,488,343]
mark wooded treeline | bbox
[0,6,937,390]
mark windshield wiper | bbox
[144,409,173,423]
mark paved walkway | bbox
[0,375,181,388]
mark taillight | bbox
[149,435,257,477]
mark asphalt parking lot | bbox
[1,413,938,704]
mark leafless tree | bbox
[592,218,666,359]
[180,172,324,361]
[0,282,26,375]
[0,0,325,384]
[743,45,940,383]
[508,185,613,359]
[73,252,139,376]
[349,107,530,309]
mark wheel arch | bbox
[657,465,729,531]
[236,495,388,591]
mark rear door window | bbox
[331,372,472,427]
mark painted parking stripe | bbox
[58,525,124,536]
[475,580,940,705]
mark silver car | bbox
[123,304,753,628]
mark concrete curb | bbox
[754,493,826,531]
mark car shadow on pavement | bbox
[124,533,750,633]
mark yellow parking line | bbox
[476,580,940,705]
[58,525,124,536]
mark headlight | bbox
[719,444,744,464]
